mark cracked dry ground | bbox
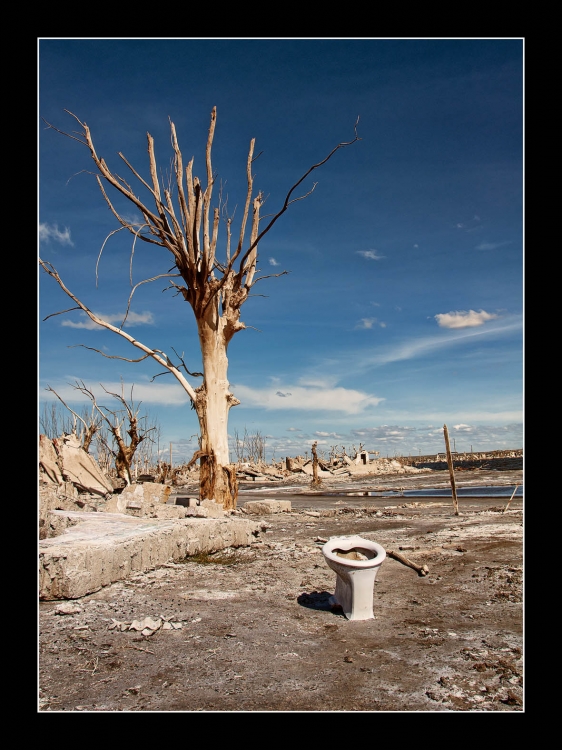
[39,502,523,712]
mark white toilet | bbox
[322,535,386,621]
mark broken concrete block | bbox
[104,482,172,515]
[149,505,187,520]
[185,506,211,518]
[243,500,292,514]
[185,499,224,518]
[52,433,114,497]
[39,511,262,599]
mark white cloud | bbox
[269,257,280,266]
[61,311,155,330]
[435,309,498,329]
[121,212,145,226]
[356,318,386,330]
[475,241,512,250]
[287,427,301,432]
[232,384,384,414]
[357,250,384,260]
[314,431,341,438]
[39,223,74,246]
[454,423,473,431]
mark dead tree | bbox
[44,385,102,452]
[40,108,360,509]
[311,441,322,487]
[70,380,157,486]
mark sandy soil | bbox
[38,468,523,712]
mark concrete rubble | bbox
[39,510,261,600]
[40,433,114,497]
[242,500,292,515]
[38,433,480,603]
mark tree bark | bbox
[194,314,240,510]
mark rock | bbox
[185,499,225,518]
[55,602,82,615]
[243,500,292,514]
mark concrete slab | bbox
[39,510,261,601]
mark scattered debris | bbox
[109,615,184,635]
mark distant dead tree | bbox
[310,441,322,487]
[68,380,157,485]
[40,107,360,508]
[233,427,266,465]
[44,386,103,452]
[40,400,74,441]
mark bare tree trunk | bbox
[194,317,240,510]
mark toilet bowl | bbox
[322,535,386,621]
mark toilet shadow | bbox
[297,590,344,616]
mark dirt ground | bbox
[38,468,523,712]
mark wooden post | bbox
[169,442,172,469]
[503,485,519,513]
[311,441,321,486]
[443,424,459,515]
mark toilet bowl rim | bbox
[322,536,386,566]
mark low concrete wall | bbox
[39,511,261,601]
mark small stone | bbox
[55,602,82,615]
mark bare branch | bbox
[68,344,154,364]
[170,347,204,378]
[41,116,88,147]
[238,123,361,272]
[122,272,181,328]
[251,270,289,285]
[39,259,198,403]
[96,226,127,287]
[42,306,82,322]
[45,386,89,433]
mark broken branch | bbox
[386,549,429,577]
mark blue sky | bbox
[38,38,523,463]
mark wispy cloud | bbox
[435,309,498,329]
[356,318,386,330]
[269,257,280,266]
[232,383,384,414]
[356,250,384,260]
[358,314,522,368]
[475,241,513,251]
[39,222,74,246]
[61,311,155,330]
